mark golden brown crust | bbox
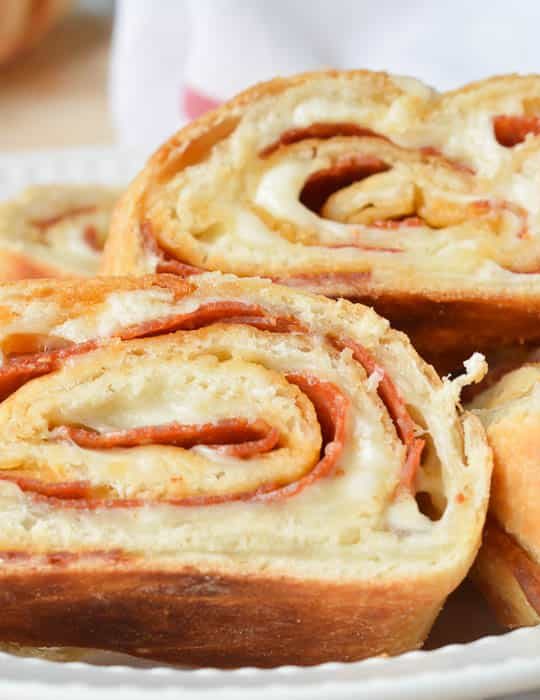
[102,70,433,280]
[0,558,446,667]
[104,70,540,372]
[470,365,540,555]
[360,292,540,374]
[469,363,540,628]
[0,273,491,665]
[472,519,540,628]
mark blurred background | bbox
[0,0,114,151]
[2,0,540,155]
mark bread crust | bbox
[0,250,64,282]
[0,556,450,667]
[358,291,540,374]
[469,364,540,627]
[0,273,491,665]
[104,70,540,372]
[472,520,540,629]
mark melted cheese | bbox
[54,289,179,341]
[0,278,491,582]
[135,73,540,289]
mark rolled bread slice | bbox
[0,273,491,666]
[0,185,119,280]
[469,364,540,628]
[104,70,540,372]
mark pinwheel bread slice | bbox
[0,185,119,280]
[104,70,540,372]
[0,273,491,667]
[469,363,540,628]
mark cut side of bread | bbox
[0,273,491,666]
[104,71,540,372]
[0,185,120,280]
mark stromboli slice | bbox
[469,364,540,628]
[104,70,540,371]
[0,185,119,280]
[0,273,491,666]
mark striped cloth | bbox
[110,0,540,152]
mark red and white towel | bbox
[110,0,540,151]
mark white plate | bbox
[0,147,147,199]
[0,147,538,700]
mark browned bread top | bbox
[104,71,540,301]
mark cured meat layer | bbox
[0,273,491,666]
[103,71,540,371]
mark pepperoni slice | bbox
[119,301,307,340]
[54,418,279,457]
[0,305,306,402]
[493,114,540,148]
[0,341,97,402]
[0,301,422,505]
[483,519,540,615]
[259,122,474,173]
[2,477,96,500]
[83,225,103,252]
[30,206,97,231]
[260,123,388,158]
[252,374,349,502]
[140,222,204,277]
[156,259,205,276]
[0,374,348,508]
[299,154,390,215]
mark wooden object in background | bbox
[0,0,72,65]
[0,8,115,150]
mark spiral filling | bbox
[0,299,425,508]
[138,112,540,281]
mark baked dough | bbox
[0,273,491,666]
[469,364,540,628]
[103,71,540,371]
[0,185,119,280]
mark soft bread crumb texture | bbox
[0,274,491,587]
[105,71,540,296]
